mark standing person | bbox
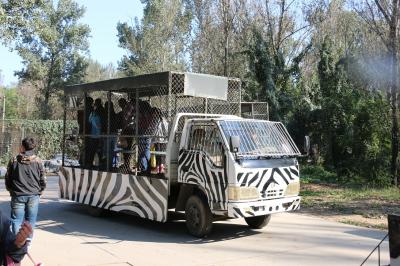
[138,101,152,173]
[150,107,168,174]
[104,101,117,169]
[78,97,93,167]
[116,98,135,172]
[87,99,103,168]
[5,137,46,244]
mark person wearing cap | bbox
[5,137,46,244]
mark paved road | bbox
[0,176,390,266]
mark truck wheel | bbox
[245,214,271,229]
[87,206,104,217]
[185,195,213,237]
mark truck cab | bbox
[168,114,301,237]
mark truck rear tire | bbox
[245,214,271,229]
[185,195,213,237]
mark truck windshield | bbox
[219,120,300,158]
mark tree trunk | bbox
[43,89,50,120]
[390,80,399,186]
[389,0,399,186]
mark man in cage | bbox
[116,98,136,172]
[138,101,154,174]
[149,107,169,174]
[87,99,103,168]
[78,97,93,166]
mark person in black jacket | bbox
[5,137,46,244]
[0,212,32,265]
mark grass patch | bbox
[299,182,400,230]
[340,219,387,230]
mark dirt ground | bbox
[299,183,400,230]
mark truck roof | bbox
[64,71,240,102]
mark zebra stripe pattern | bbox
[59,167,169,222]
[236,165,299,199]
[178,150,228,210]
[229,198,301,218]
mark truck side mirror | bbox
[230,136,240,153]
[304,135,310,156]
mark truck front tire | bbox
[185,195,213,237]
[245,214,271,229]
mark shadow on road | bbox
[6,198,260,245]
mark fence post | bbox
[389,214,400,266]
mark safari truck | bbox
[60,71,301,237]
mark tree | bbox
[117,0,192,76]
[84,59,119,83]
[353,0,400,186]
[11,0,90,119]
[0,0,45,44]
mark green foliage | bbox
[302,39,392,186]
[301,165,338,184]
[117,0,191,75]
[84,59,119,82]
[245,30,311,123]
[9,0,90,119]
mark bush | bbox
[301,165,337,184]
[0,119,77,165]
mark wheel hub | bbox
[187,205,200,228]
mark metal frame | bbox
[62,72,242,173]
[218,119,300,157]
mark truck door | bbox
[178,122,228,211]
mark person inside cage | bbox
[138,101,153,173]
[116,98,136,172]
[104,101,118,170]
[149,107,168,174]
[87,99,104,168]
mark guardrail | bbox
[360,233,388,266]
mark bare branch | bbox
[354,2,390,49]
[374,0,391,24]
[276,0,285,51]
[280,24,311,46]
[265,0,276,52]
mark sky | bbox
[0,0,144,87]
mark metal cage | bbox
[62,71,241,175]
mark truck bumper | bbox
[227,196,301,218]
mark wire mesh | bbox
[241,102,269,120]
[187,123,224,167]
[219,120,300,157]
[63,72,242,174]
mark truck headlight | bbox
[228,186,260,201]
[285,181,300,196]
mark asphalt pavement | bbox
[0,176,390,266]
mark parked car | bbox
[44,154,79,173]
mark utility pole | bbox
[1,94,6,133]
[2,95,5,133]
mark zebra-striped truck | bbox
[60,72,302,237]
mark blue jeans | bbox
[139,137,151,172]
[11,195,40,241]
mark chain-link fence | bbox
[0,119,69,165]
